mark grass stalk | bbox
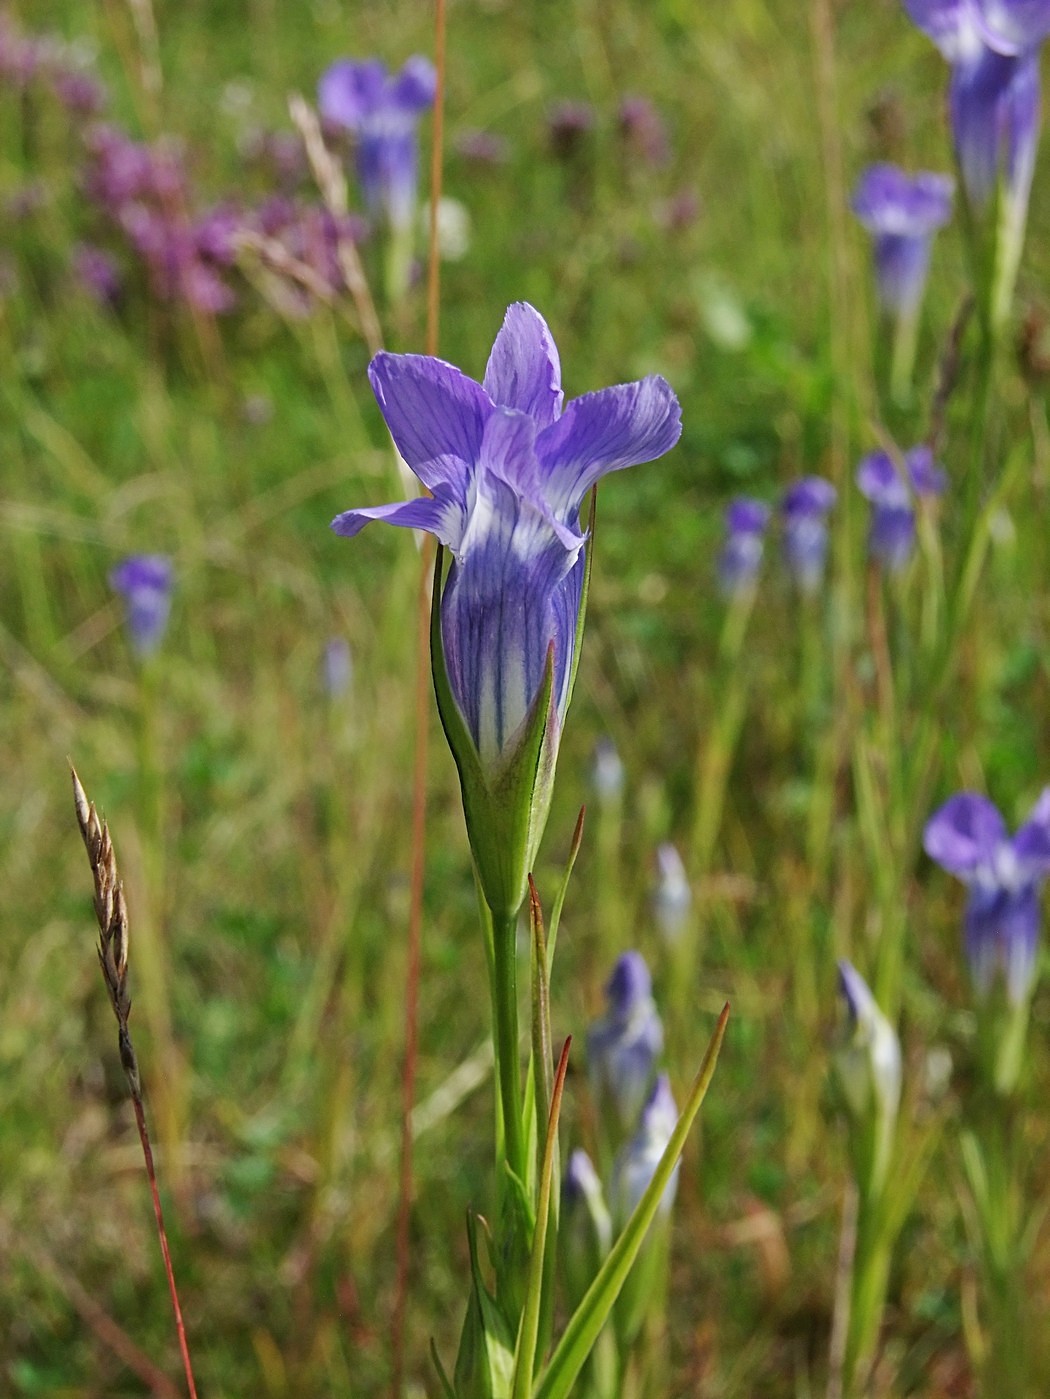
[70,766,198,1399]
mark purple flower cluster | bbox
[83,126,240,314]
[0,16,106,113]
[856,446,947,570]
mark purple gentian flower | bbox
[110,555,173,658]
[587,952,665,1134]
[717,496,771,595]
[852,164,954,316]
[652,843,691,940]
[924,787,1050,1003]
[611,1073,679,1226]
[332,302,680,773]
[318,55,436,231]
[781,477,837,594]
[905,0,1050,321]
[856,446,947,570]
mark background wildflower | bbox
[587,951,665,1137]
[851,163,953,316]
[780,476,836,594]
[856,446,947,570]
[924,788,1050,1004]
[717,496,770,595]
[110,555,174,659]
[611,1073,679,1226]
[318,55,436,233]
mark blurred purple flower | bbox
[856,446,947,570]
[905,0,1050,209]
[611,1073,679,1226]
[318,55,436,231]
[852,163,954,315]
[924,787,1050,1003]
[323,637,353,697]
[618,95,670,168]
[718,496,771,594]
[331,302,681,771]
[53,68,106,115]
[73,244,122,305]
[781,476,837,594]
[588,951,665,1134]
[110,555,173,658]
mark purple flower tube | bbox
[904,0,1050,325]
[852,163,954,317]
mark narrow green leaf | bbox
[546,806,585,977]
[431,1339,457,1399]
[533,1003,731,1399]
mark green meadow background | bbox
[3,0,1050,1394]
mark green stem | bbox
[491,910,526,1187]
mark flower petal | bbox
[977,0,1050,55]
[905,0,985,61]
[476,408,583,553]
[1013,786,1050,874]
[318,59,387,130]
[924,792,1007,877]
[391,55,437,112]
[483,302,564,426]
[857,451,907,504]
[536,375,682,516]
[331,488,463,547]
[367,351,492,493]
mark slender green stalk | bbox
[491,909,526,1188]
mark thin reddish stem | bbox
[391,6,447,1392]
[132,1094,199,1399]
